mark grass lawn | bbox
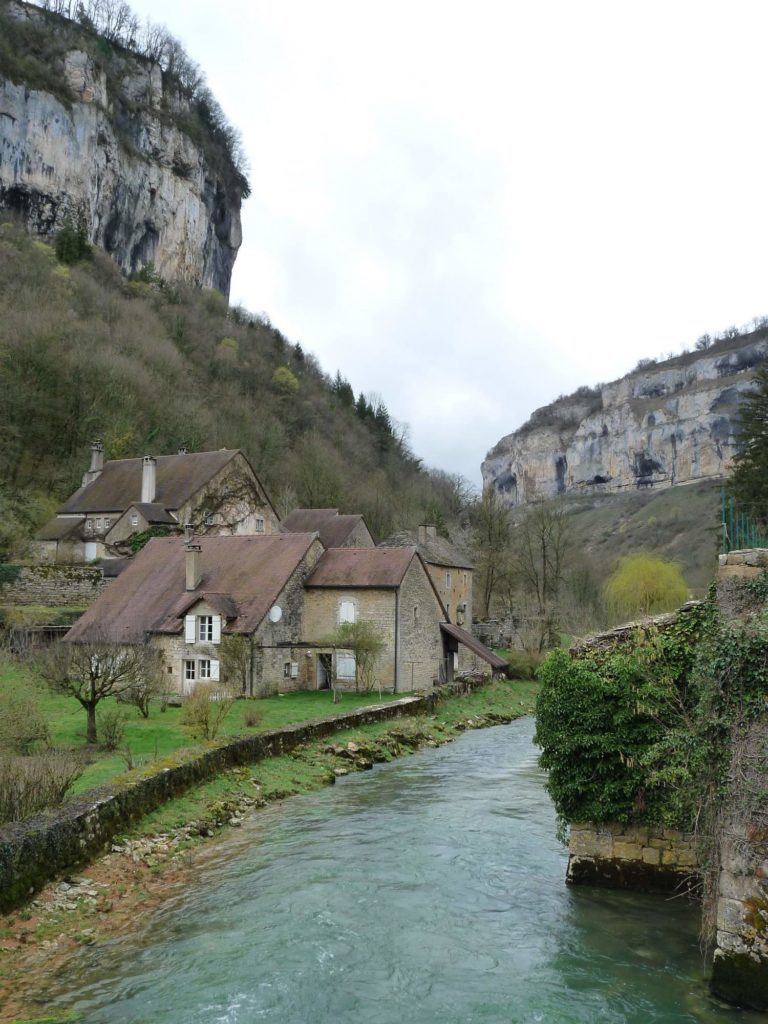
[0,656,404,793]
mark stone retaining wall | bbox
[711,828,768,1011]
[0,564,108,607]
[567,822,699,894]
[0,696,427,912]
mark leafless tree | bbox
[36,638,159,743]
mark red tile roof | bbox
[282,509,373,547]
[59,450,241,514]
[305,546,415,588]
[66,533,318,643]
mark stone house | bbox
[35,444,279,563]
[66,533,503,695]
[281,508,375,548]
[383,525,474,627]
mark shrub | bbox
[54,214,92,265]
[504,650,540,680]
[97,707,126,750]
[181,682,234,740]
[0,689,50,754]
[0,749,82,824]
[243,706,262,728]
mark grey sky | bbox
[130,0,768,485]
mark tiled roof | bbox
[130,503,178,524]
[66,533,318,643]
[35,516,84,541]
[282,509,372,547]
[58,450,241,514]
[305,546,415,588]
[383,529,474,570]
[440,623,507,669]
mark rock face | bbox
[0,5,242,295]
[482,335,768,505]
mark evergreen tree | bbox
[54,213,92,265]
[730,367,768,522]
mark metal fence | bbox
[721,489,768,553]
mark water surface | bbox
[54,720,759,1023]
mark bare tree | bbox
[511,501,571,651]
[36,638,159,743]
[473,486,512,619]
[219,634,254,696]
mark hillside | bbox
[0,0,244,294]
[0,223,459,557]
[483,329,767,506]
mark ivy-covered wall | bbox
[0,564,108,606]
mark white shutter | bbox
[210,659,220,680]
[339,600,355,623]
[291,662,299,678]
[185,615,196,643]
[212,615,222,643]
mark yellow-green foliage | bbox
[272,365,299,395]
[604,553,688,619]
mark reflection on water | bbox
[52,720,760,1024]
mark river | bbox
[51,719,760,1023]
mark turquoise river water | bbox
[51,718,762,1023]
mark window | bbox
[96,518,103,530]
[86,519,94,533]
[284,661,292,678]
[336,650,356,679]
[204,511,215,527]
[339,600,356,624]
[463,573,468,586]
[255,516,265,533]
[446,603,451,619]
[130,514,139,528]
[413,605,419,624]
[184,660,196,682]
[199,659,212,679]
[185,614,221,644]
[104,518,111,529]
[445,571,452,588]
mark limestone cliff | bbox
[482,333,768,506]
[0,1,242,295]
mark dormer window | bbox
[204,512,215,527]
[184,613,222,645]
[198,615,213,642]
[255,516,265,533]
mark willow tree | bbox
[604,554,688,620]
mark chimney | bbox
[185,540,202,591]
[426,525,437,539]
[417,525,437,545]
[81,439,104,487]
[141,455,157,503]
[417,525,427,545]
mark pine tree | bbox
[730,367,768,522]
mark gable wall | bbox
[302,587,397,689]
[398,557,445,691]
[342,520,375,548]
[176,453,280,537]
[426,563,473,627]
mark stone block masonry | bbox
[0,564,109,607]
[0,696,427,913]
[567,823,699,894]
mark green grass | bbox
[0,656,402,793]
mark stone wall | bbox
[399,557,445,690]
[0,695,427,912]
[567,822,699,894]
[0,564,109,607]
[303,587,398,686]
[711,826,768,1010]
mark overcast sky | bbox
[130,0,768,485]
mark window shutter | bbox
[210,659,220,681]
[185,615,196,643]
[212,615,222,643]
